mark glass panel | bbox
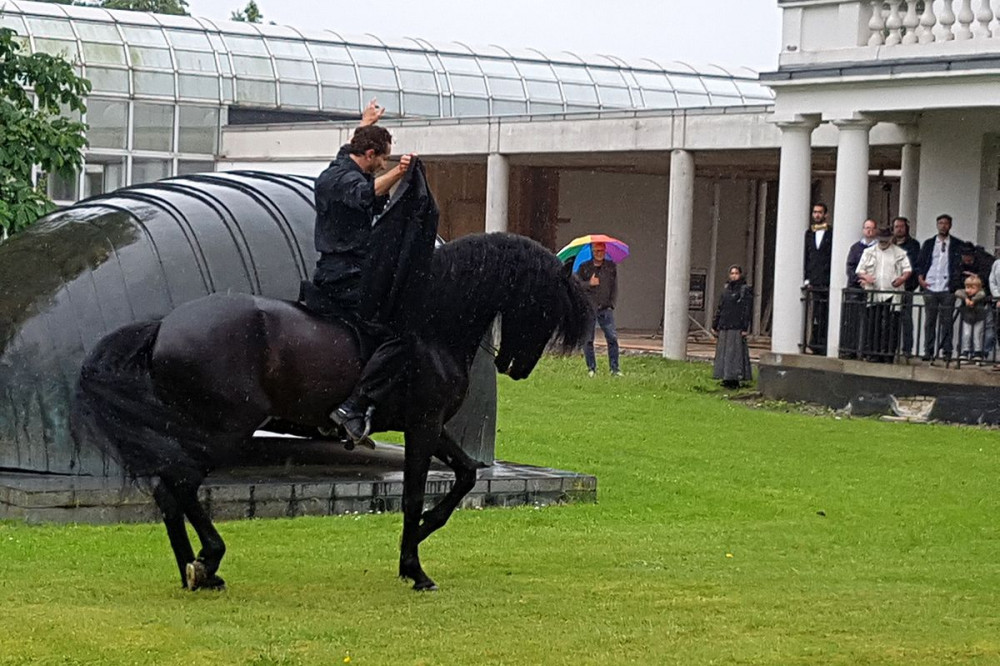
[178,74,218,100]
[34,39,78,60]
[82,42,126,65]
[709,94,744,107]
[236,79,277,105]
[450,74,486,95]
[398,69,436,92]
[491,99,527,115]
[267,39,309,58]
[74,22,121,42]
[701,77,739,95]
[526,80,561,100]
[47,170,78,202]
[551,65,593,83]
[26,18,75,39]
[133,70,175,97]
[642,89,678,107]
[218,56,232,76]
[280,82,318,107]
[589,67,626,85]
[207,34,227,52]
[322,86,359,111]
[517,62,556,80]
[348,46,392,66]
[133,103,174,151]
[452,97,488,117]
[175,50,218,73]
[132,158,171,184]
[233,55,273,77]
[318,62,357,85]
[438,55,481,74]
[389,51,432,70]
[402,93,439,117]
[309,42,352,62]
[360,89,398,111]
[0,14,27,34]
[87,67,129,93]
[677,92,710,106]
[528,102,563,114]
[177,160,214,176]
[633,72,671,89]
[436,73,451,93]
[562,83,597,104]
[276,58,316,81]
[121,26,167,47]
[478,58,519,76]
[358,66,397,87]
[166,29,211,50]
[597,86,632,107]
[669,75,707,94]
[129,46,173,69]
[83,155,126,197]
[178,106,218,153]
[222,78,234,102]
[86,99,127,149]
[486,77,524,98]
[223,35,268,55]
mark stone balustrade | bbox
[868,0,999,46]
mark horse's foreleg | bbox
[399,431,436,591]
[153,481,195,588]
[165,478,227,591]
[418,430,482,544]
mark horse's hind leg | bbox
[399,430,436,591]
[153,481,195,588]
[163,477,227,591]
[418,430,483,544]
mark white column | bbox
[771,119,818,354]
[662,149,695,360]
[485,153,509,233]
[826,118,874,358]
[899,142,920,223]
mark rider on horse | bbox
[310,99,417,448]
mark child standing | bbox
[956,274,988,362]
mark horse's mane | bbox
[425,232,592,352]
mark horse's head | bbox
[494,260,594,380]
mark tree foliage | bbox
[0,27,90,236]
[35,0,190,15]
[231,0,263,23]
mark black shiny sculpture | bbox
[0,171,496,478]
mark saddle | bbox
[297,280,385,360]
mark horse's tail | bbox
[72,321,204,483]
[552,265,596,353]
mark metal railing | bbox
[800,287,998,368]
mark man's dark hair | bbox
[936,213,953,224]
[349,125,392,156]
[893,216,910,232]
[813,202,828,214]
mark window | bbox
[87,67,130,94]
[86,99,128,149]
[47,170,78,202]
[133,103,175,152]
[133,70,175,97]
[178,106,219,154]
[177,160,214,176]
[132,158,171,184]
[82,42,126,66]
[83,156,126,198]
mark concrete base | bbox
[0,438,597,524]
[759,352,1000,424]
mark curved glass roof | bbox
[0,0,774,118]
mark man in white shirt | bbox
[857,227,912,362]
[916,214,964,362]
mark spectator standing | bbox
[841,219,878,358]
[711,265,753,388]
[956,274,988,362]
[916,214,964,361]
[959,242,996,358]
[856,227,912,362]
[892,216,921,357]
[803,203,833,354]
[577,242,621,377]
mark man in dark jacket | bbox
[312,100,416,446]
[893,216,921,356]
[803,203,833,354]
[841,219,877,358]
[916,213,964,361]
[577,242,620,376]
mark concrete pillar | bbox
[485,153,509,233]
[899,142,920,224]
[827,118,874,358]
[771,119,818,354]
[662,149,695,360]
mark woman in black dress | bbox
[711,265,753,388]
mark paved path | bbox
[596,330,768,362]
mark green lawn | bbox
[2,356,1000,665]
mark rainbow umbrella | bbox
[557,234,630,272]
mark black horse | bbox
[73,232,592,592]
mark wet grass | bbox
[2,355,1000,665]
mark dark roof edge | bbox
[760,53,1000,82]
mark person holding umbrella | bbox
[574,240,621,376]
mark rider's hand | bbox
[360,98,385,127]
[399,153,414,173]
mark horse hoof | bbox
[413,580,438,592]
[186,561,205,590]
